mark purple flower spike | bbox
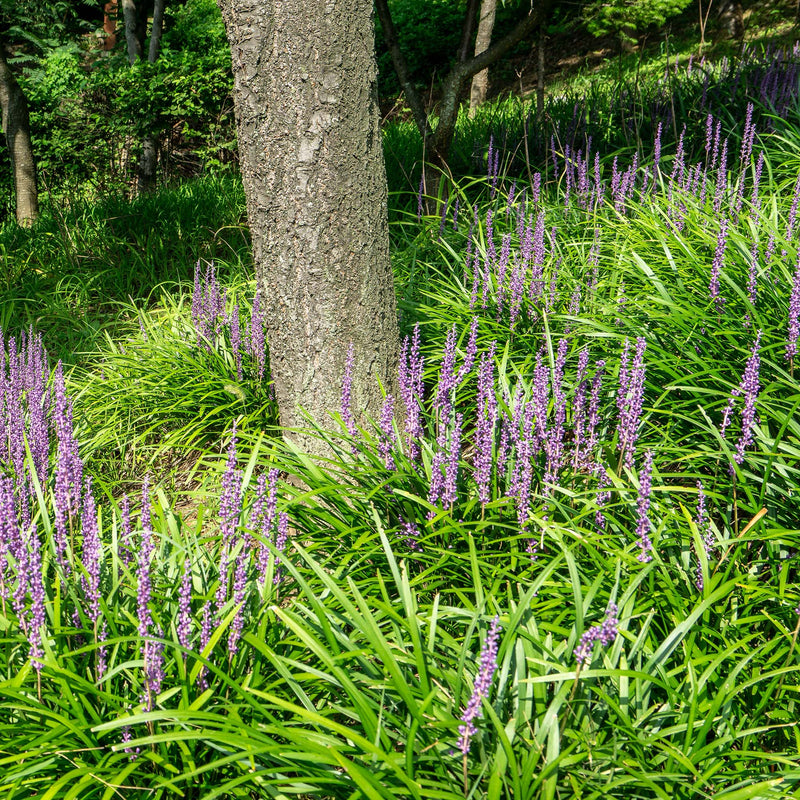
[735,331,762,465]
[635,450,655,563]
[710,220,728,315]
[786,257,800,363]
[456,318,479,384]
[273,511,289,585]
[379,394,397,470]
[249,290,267,381]
[228,549,249,656]
[695,481,713,591]
[81,478,102,631]
[143,625,165,711]
[442,412,462,509]
[435,325,459,419]
[475,344,497,507]
[178,557,192,652]
[220,424,243,545]
[457,615,501,754]
[574,604,619,665]
[119,495,133,568]
[197,602,213,690]
[27,523,46,671]
[341,343,357,440]
[399,326,424,461]
[616,338,646,470]
[398,518,422,552]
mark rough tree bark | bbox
[469,0,497,117]
[376,0,553,203]
[0,41,38,226]
[216,0,400,454]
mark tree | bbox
[375,0,553,197]
[0,38,37,225]
[469,0,498,116]
[216,0,400,454]
[121,0,165,192]
[716,0,744,40]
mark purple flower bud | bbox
[442,412,462,509]
[694,481,713,591]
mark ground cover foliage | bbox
[3,41,800,800]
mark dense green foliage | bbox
[583,0,693,41]
[3,15,800,800]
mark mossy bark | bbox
[216,0,400,455]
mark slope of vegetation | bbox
[2,22,800,800]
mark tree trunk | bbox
[103,0,118,51]
[137,0,165,192]
[469,0,497,117]
[121,0,142,64]
[147,0,165,62]
[0,43,38,226]
[216,0,400,455]
[537,25,545,113]
[716,0,744,40]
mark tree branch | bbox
[457,0,481,63]
[374,0,432,141]
[430,0,554,163]
[454,0,554,85]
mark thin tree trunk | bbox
[216,0,400,455]
[0,42,38,226]
[121,0,142,64]
[469,0,497,117]
[147,0,165,63]
[138,0,165,192]
[537,25,545,113]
